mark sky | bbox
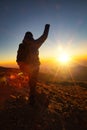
[0,0,87,67]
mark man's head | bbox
[24,32,33,40]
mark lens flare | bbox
[58,52,70,64]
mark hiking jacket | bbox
[17,25,50,66]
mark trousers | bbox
[28,66,39,97]
[18,61,39,99]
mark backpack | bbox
[16,43,28,64]
[16,42,40,69]
[16,43,36,73]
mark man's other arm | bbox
[35,24,50,48]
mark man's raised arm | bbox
[35,24,50,48]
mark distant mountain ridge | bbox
[0,65,87,81]
[0,66,18,70]
[40,64,87,81]
[0,66,19,75]
[70,65,87,81]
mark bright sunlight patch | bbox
[58,52,70,64]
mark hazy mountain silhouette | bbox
[0,64,87,81]
[68,65,87,81]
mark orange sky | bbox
[1,55,87,69]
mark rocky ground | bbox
[0,70,87,130]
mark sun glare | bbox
[58,52,70,64]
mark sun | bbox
[58,52,70,64]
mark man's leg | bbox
[29,66,39,104]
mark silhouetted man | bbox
[17,24,50,105]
